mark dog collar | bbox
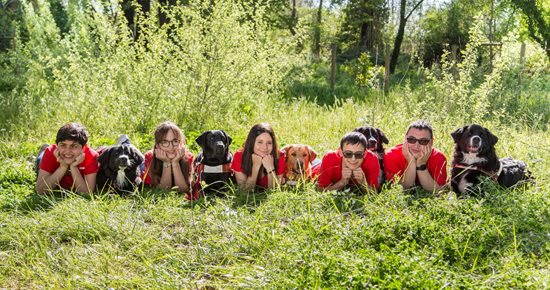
[453,163,502,181]
[199,163,232,173]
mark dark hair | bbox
[55,122,89,145]
[150,121,191,188]
[406,120,434,139]
[340,132,367,150]
[241,123,279,176]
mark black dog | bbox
[193,130,234,197]
[97,144,144,193]
[450,124,531,195]
[353,125,389,189]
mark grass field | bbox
[1,1,549,287]
[1,102,549,288]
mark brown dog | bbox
[282,144,318,185]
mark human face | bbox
[341,142,365,170]
[405,128,432,159]
[57,140,84,164]
[253,132,273,158]
[157,129,182,159]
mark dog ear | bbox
[377,129,389,144]
[222,130,232,146]
[307,145,318,161]
[282,144,292,155]
[451,126,466,143]
[195,131,209,149]
[485,128,499,146]
[98,147,112,169]
[129,145,145,165]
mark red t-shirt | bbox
[383,144,447,186]
[231,150,285,188]
[142,150,194,186]
[39,144,99,190]
[316,150,380,189]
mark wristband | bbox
[163,162,171,168]
[416,164,427,171]
[267,169,275,174]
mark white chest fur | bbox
[115,167,127,188]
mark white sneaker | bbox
[116,134,130,145]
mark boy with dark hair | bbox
[316,132,380,192]
[36,123,99,194]
[384,120,447,192]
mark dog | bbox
[281,144,317,186]
[193,130,234,197]
[353,125,389,189]
[450,124,531,195]
[97,144,144,193]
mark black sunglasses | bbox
[406,136,431,145]
[342,151,365,159]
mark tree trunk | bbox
[312,0,323,59]
[290,0,297,36]
[389,0,406,74]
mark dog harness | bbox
[453,162,503,182]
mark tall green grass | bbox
[0,0,549,287]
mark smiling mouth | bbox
[466,145,479,153]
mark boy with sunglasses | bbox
[35,122,99,194]
[316,132,380,192]
[384,120,447,192]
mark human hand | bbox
[154,148,171,163]
[341,167,353,181]
[70,153,85,168]
[417,144,432,165]
[402,141,414,163]
[172,147,186,164]
[261,154,275,172]
[352,168,366,184]
[54,148,70,167]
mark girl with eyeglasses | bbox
[383,120,447,192]
[315,132,380,192]
[231,123,285,192]
[142,121,194,194]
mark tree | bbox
[312,0,323,59]
[338,0,388,59]
[389,0,423,74]
[509,0,549,58]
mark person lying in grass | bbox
[35,122,99,194]
[315,132,380,192]
[231,123,285,192]
[384,120,447,192]
[141,121,194,195]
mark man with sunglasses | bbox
[384,120,447,192]
[316,132,380,192]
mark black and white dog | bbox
[193,130,235,197]
[450,124,531,195]
[353,125,389,189]
[97,144,144,193]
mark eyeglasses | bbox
[342,151,365,159]
[159,139,180,147]
[406,136,431,145]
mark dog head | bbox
[98,144,144,174]
[451,124,498,156]
[195,130,232,164]
[282,144,317,178]
[353,126,389,154]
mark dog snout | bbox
[115,155,131,168]
[470,136,482,147]
[368,139,378,149]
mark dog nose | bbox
[471,136,481,146]
[368,140,377,147]
[116,155,131,167]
